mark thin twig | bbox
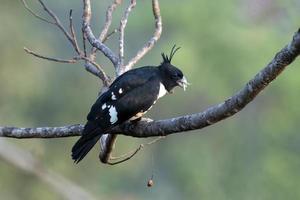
[69,9,81,55]
[108,136,164,165]
[21,0,55,25]
[107,144,143,165]
[24,47,78,64]
[123,0,162,73]
[99,0,123,42]
[24,46,110,85]
[90,0,123,60]
[83,0,120,68]
[102,29,118,43]
[82,29,87,57]
[118,0,137,70]
[37,0,78,53]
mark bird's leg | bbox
[130,117,142,124]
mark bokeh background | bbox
[1,0,300,199]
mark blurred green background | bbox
[1,0,300,199]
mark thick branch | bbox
[1,29,300,139]
[0,125,82,138]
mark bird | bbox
[71,45,189,163]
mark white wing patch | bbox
[111,92,117,100]
[158,82,167,99]
[101,103,107,110]
[109,106,118,124]
[118,88,123,94]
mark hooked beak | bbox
[176,76,190,91]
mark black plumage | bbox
[72,46,188,163]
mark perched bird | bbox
[72,46,189,163]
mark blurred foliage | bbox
[0,0,300,199]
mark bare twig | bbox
[22,0,110,85]
[82,29,87,57]
[107,136,164,165]
[90,0,123,60]
[21,0,55,25]
[83,0,119,67]
[107,144,143,165]
[123,0,162,73]
[37,0,76,51]
[118,0,137,69]
[102,29,118,43]
[24,47,110,84]
[99,0,123,42]
[24,47,78,63]
[69,9,81,55]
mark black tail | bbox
[71,121,102,163]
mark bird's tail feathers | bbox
[71,121,102,163]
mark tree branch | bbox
[1,28,300,139]
[69,9,81,55]
[90,0,123,61]
[118,0,137,70]
[21,0,110,85]
[21,0,55,25]
[37,0,78,53]
[24,47,78,63]
[82,0,120,68]
[122,0,162,73]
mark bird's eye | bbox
[171,74,178,79]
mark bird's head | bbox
[159,45,189,92]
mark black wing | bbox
[111,76,161,123]
[86,67,159,130]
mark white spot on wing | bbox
[118,88,123,94]
[101,103,107,110]
[109,106,118,124]
[111,92,116,100]
[158,82,167,99]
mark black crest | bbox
[161,45,181,64]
